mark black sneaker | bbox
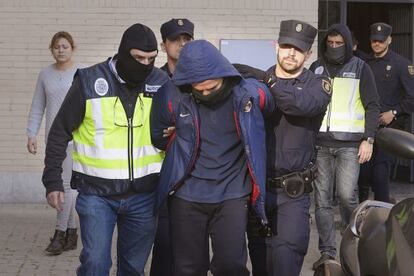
[312,253,335,270]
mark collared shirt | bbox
[109,56,126,83]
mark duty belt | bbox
[267,164,318,198]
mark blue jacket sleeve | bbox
[250,79,275,117]
[270,74,331,117]
[150,80,176,150]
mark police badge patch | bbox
[408,65,414,75]
[94,78,109,96]
[322,79,332,95]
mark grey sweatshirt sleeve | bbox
[27,71,46,138]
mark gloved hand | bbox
[233,63,267,81]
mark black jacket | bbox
[266,68,331,177]
[367,49,414,115]
[310,23,380,148]
[42,58,168,195]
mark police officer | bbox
[236,19,331,276]
[159,18,194,77]
[150,18,195,276]
[359,22,414,203]
[42,23,169,275]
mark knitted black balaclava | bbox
[116,24,158,88]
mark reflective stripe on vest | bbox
[320,77,365,133]
[72,96,164,179]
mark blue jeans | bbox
[75,192,157,276]
[314,146,359,257]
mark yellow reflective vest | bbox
[317,57,366,141]
[71,60,167,194]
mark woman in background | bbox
[26,31,82,255]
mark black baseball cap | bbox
[370,22,392,41]
[278,19,317,52]
[160,18,194,42]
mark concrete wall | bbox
[0,0,318,202]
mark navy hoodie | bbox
[151,40,274,222]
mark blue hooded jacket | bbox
[150,40,274,224]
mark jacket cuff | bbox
[45,183,65,196]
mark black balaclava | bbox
[116,24,158,88]
[325,45,346,64]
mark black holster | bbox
[267,163,318,198]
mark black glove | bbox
[233,63,266,81]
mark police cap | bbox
[278,20,317,52]
[160,18,194,42]
[370,22,392,41]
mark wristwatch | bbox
[366,137,375,145]
[392,109,398,117]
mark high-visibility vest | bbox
[315,57,366,141]
[72,60,165,181]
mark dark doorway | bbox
[347,2,413,60]
[318,1,413,60]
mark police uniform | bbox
[159,18,194,78]
[359,23,414,202]
[246,20,331,276]
[150,18,196,276]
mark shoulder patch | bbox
[408,65,414,75]
[322,79,332,95]
[94,78,109,96]
[315,66,324,75]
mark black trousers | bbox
[169,196,250,276]
[150,202,173,276]
[359,146,394,202]
[247,191,311,276]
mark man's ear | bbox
[160,42,166,53]
[387,36,392,46]
[305,49,313,61]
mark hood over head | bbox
[172,40,241,87]
[320,23,354,64]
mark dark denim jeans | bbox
[75,192,157,276]
[314,146,359,257]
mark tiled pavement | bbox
[1,182,413,276]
